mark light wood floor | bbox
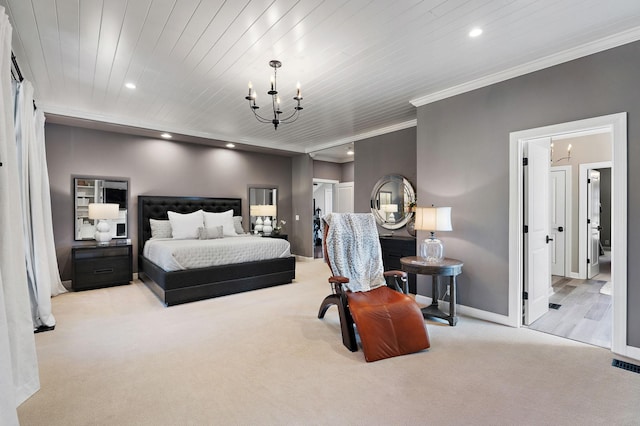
[528,251,612,348]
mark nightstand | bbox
[265,233,288,241]
[379,236,416,294]
[71,243,133,291]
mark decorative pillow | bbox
[197,225,224,240]
[203,210,237,237]
[233,216,245,234]
[168,210,204,239]
[149,219,172,239]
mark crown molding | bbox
[307,119,417,154]
[410,26,640,108]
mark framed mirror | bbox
[370,174,415,230]
[74,176,129,240]
[248,186,278,234]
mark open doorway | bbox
[509,112,632,359]
[528,132,613,347]
[313,179,337,258]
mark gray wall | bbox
[291,154,314,257]
[354,127,417,237]
[46,123,293,280]
[313,160,342,181]
[341,161,354,182]
[417,40,640,347]
[312,159,354,183]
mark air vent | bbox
[549,303,561,310]
[612,359,640,374]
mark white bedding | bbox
[143,235,291,272]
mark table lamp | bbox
[414,206,452,263]
[380,204,398,223]
[250,205,264,233]
[88,203,120,245]
[261,204,277,235]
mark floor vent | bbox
[548,303,561,310]
[612,359,640,374]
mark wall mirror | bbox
[248,186,278,233]
[74,176,129,240]
[370,174,415,230]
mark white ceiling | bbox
[3,0,640,161]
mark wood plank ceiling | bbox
[2,0,640,157]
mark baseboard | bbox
[295,255,315,262]
[414,295,513,327]
[614,343,640,363]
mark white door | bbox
[524,138,551,325]
[334,182,354,213]
[550,169,566,277]
[587,169,601,279]
[324,187,333,215]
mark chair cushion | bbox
[347,286,430,362]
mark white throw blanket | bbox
[323,213,385,292]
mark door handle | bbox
[558,226,564,232]
[546,235,554,244]
[597,225,603,231]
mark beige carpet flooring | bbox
[17,259,640,425]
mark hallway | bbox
[528,251,612,348]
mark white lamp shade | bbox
[88,203,120,220]
[250,204,277,217]
[414,207,452,232]
[262,204,277,217]
[380,204,398,213]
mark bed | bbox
[138,196,296,306]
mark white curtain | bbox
[0,6,40,425]
[15,80,66,332]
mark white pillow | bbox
[233,216,245,234]
[149,219,172,239]
[168,210,204,239]
[203,210,237,236]
[197,225,224,240]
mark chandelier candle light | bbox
[414,206,452,263]
[245,60,303,130]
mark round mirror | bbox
[370,174,415,230]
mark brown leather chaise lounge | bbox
[318,213,430,362]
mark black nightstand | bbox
[379,236,416,294]
[265,234,288,241]
[71,243,133,291]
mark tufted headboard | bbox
[137,196,242,256]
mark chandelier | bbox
[245,60,303,130]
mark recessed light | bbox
[125,82,136,89]
[469,28,483,38]
[226,143,235,148]
[347,147,354,155]
[160,133,172,139]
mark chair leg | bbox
[318,294,340,318]
[318,294,357,352]
[337,297,357,352]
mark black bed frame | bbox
[138,196,296,306]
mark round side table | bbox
[400,257,463,326]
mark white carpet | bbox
[17,259,640,425]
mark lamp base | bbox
[263,217,272,235]
[420,235,444,263]
[94,219,112,245]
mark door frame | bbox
[578,162,611,279]
[508,112,633,359]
